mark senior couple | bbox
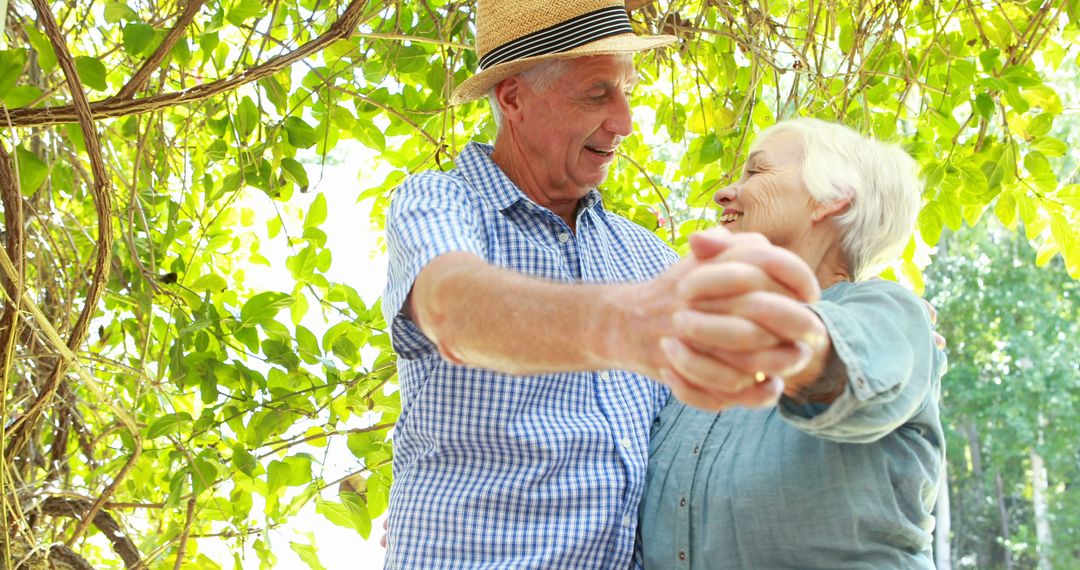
[381,1,945,568]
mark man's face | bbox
[514,55,637,198]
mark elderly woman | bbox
[640,118,946,569]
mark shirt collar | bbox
[457,142,605,215]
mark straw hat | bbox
[450,0,676,105]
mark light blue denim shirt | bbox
[639,279,946,569]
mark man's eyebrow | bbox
[588,77,639,91]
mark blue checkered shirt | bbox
[382,142,677,569]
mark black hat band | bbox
[478,6,635,70]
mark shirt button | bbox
[620,437,632,450]
[678,551,686,561]
[599,371,611,381]
[692,445,700,455]
[679,497,686,508]
[622,514,632,527]
[557,232,571,243]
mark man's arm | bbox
[407,230,826,409]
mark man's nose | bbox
[603,92,633,137]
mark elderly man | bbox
[381,1,824,567]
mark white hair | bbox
[752,118,923,281]
[488,58,572,129]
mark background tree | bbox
[1,0,1077,567]
[927,221,1080,569]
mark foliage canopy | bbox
[1,0,1078,567]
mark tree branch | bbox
[36,497,145,569]
[115,0,210,100]
[2,0,371,128]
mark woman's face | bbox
[712,130,820,250]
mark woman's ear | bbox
[812,197,851,223]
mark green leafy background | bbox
[1,0,1078,567]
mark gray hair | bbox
[752,118,923,281]
[487,58,573,129]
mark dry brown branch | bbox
[8,0,115,467]
[35,497,144,569]
[3,0,371,128]
[115,0,211,100]
[0,141,24,389]
[6,2,135,557]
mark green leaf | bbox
[259,75,289,113]
[75,56,108,91]
[282,158,310,191]
[147,412,193,439]
[918,203,943,246]
[227,0,267,26]
[1029,136,1066,157]
[974,93,995,120]
[1033,241,1057,267]
[978,48,1000,72]
[284,117,318,148]
[240,291,294,327]
[190,274,228,293]
[994,191,1017,230]
[295,325,321,362]
[16,147,50,197]
[306,193,327,228]
[171,38,192,66]
[104,1,138,23]
[191,451,221,495]
[266,455,312,495]
[235,96,260,138]
[262,338,300,371]
[316,494,371,538]
[1058,185,1080,209]
[0,49,28,97]
[3,85,43,107]
[123,23,156,56]
[1026,113,1054,138]
[939,189,963,232]
[231,444,257,477]
[24,27,57,73]
[290,542,327,570]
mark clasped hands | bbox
[624,227,828,411]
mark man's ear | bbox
[812,197,851,223]
[494,77,527,122]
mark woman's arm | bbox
[775,280,946,443]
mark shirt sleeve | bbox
[777,280,946,444]
[381,171,486,358]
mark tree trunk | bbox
[963,419,991,567]
[935,464,953,570]
[1031,444,1053,569]
[995,471,1013,570]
